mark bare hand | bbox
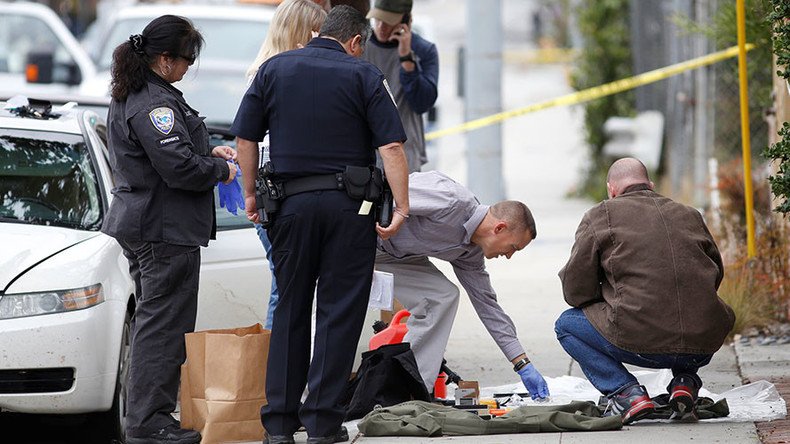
[375,210,407,240]
[389,23,412,56]
[224,161,238,185]
[212,145,237,161]
[245,194,259,224]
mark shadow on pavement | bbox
[0,411,118,444]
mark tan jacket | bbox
[559,184,735,354]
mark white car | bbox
[0,2,96,97]
[0,96,272,440]
[0,97,131,440]
[81,2,275,127]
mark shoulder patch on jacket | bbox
[383,79,397,107]
[149,107,175,135]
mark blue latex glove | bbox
[217,162,244,215]
[517,363,550,400]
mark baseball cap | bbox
[367,0,412,26]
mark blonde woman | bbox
[246,0,327,82]
[247,0,327,331]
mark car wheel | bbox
[110,311,131,441]
[90,310,131,443]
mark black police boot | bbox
[668,374,700,421]
[603,383,656,425]
[262,434,295,444]
[125,424,201,444]
[305,425,349,444]
[335,425,349,442]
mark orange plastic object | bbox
[479,398,498,409]
[433,372,447,398]
[368,309,410,350]
[489,408,508,417]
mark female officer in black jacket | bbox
[101,15,236,444]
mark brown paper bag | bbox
[180,324,270,443]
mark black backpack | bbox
[340,342,431,420]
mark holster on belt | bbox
[343,165,383,202]
[255,164,387,229]
[344,166,391,227]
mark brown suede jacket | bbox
[559,184,735,354]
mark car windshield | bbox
[97,17,269,70]
[0,129,102,230]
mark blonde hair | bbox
[246,0,327,80]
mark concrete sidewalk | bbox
[256,1,787,442]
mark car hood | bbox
[0,223,99,291]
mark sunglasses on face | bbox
[176,53,196,65]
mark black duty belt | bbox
[281,173,345,198]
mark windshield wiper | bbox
[0,215,29,223]
[0,215,96,231]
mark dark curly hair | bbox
[110,15,204,101]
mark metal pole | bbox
[736,0,756,258]
[465,0,504,204]
[693,0,711,208]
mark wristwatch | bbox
[399,51,416,64]
[513,357,530,372]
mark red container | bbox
[433,372,447,399]
[368,309,410,350]
[368,309,449,398]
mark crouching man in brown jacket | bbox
[555,157,735,424]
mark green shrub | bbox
[766,0,790,214]
[570,0,635,201]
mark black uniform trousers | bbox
[263,190,376,438]
[119,240,201,438]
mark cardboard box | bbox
[454,380,479,405]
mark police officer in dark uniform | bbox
[231,6,409,444]
[101,15,237,444]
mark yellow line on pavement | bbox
[426,44,754,141]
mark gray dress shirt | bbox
[379,171,526,361]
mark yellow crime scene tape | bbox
[425,44,755,142]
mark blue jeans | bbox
[554,308,712,395]
[255,223,279,329]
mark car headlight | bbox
[0,284,104,320]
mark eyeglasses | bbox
[177,54,197,65]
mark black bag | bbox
[340,343,431,420]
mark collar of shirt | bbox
[620,183,652,195]
[145,69,200,115]
[462,205,489,244]
[369,33,399,49]
[146,69,185,99]
[307,37,347,53]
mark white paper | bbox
[477,369,787,422]
[368,270,394,310]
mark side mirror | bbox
[66,62,82,86]
[26,51,54,84]
[25,51,82,86]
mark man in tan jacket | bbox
[555,157,735,424]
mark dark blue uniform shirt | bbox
[230,38,406,180]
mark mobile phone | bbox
[401,12,411,24]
